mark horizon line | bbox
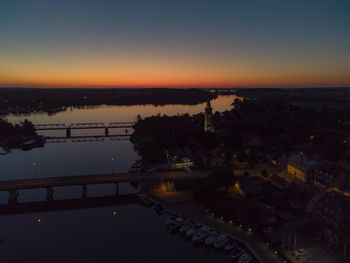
[1,85,350,90]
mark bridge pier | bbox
[115,183,119,196]
[66,128,71,138]
[8,190,19,204]
[105,127,109,136]
[46,187,54,201]
[82,185,87,199]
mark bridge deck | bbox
[0,171,210,191]
[34,122,135,130]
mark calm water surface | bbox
[0,95,238,262]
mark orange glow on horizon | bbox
[1,51,349,88]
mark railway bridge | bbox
[34,122,135,137]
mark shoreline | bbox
[148,191,282,263]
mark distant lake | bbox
[0,95,239,262]
[1,95,240,182]
[5,94,239,124]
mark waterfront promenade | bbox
[170,202,283,263]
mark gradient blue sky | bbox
[0,0,349,88]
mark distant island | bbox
[0,118,44,152]
[0,88,220,116]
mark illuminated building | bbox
[204,101,214,133]
[287,154,317,182]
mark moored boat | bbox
[185,224,202,239]
[128,160,144,173]
[213,234,229,250]
[179,221,195,235]
[21,136,45,151]
[169,219,186,233]
[237,252,252,263]
[225,239,238,252]
[0,148,7,155]
[192,226,211,244]
[204,231,219,247]
[230,243,246,260]
[166,216,185,228]
[154,204,165,215]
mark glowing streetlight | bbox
[110,157,116,174]
[32,161,38,177]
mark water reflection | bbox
[0,95,239,263]
[6,95,239,124]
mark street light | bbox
[110,157,116,174]
[33,161,38,177]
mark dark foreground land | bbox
[0,88,218,115]
[131,87,350,262]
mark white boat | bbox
[0,148,7,155]
[225,239,237,252]
[237,252,252,263]
[179,221,194,235]
[128,160,144,173]
[204,231,219,247]
[185,224,202,238]
[192,226,211,244]
[214,234,229,249]
[166,216,184,228]
[230,243,246,260]
[169,219,186,233]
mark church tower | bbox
[204,101,214,133]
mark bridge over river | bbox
[0,171,210,204]
[34,122,135,137]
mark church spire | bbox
[204,101,214,133]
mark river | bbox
[0,95,243,263]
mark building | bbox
[310,162,339,190]
[204,101,214,133]
[313,191,350,261]
[287,153,317,182]
[234,176,264,197]
[166,150,194,170]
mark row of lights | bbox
[207,209,283,259]
[208,210,252,233]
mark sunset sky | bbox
[0,0,349,88]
